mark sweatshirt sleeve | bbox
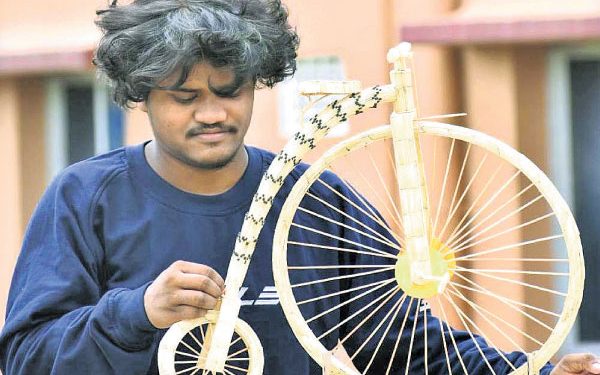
[326,177,556,375]
[0,170,159,374]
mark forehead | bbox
[162,62,238,89]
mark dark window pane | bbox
[570,60,600,342]
[108,100,124,150]
[66,85,95,164]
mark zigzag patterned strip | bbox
[244,212,265,226]
[276,152,302,166]
[232,85,391,267]
[293,132,317,149]
[253,194,274,205]
[263,172,285,186]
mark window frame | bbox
[547,42,600,355]
[45,74,118,181]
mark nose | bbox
[193,96,227,125]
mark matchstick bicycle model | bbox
[157,43,584,375]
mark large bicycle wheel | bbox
[158,312,263,375]
[273,121,583,374]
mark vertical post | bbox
[387,43,432,284]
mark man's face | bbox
[141,62,255,169]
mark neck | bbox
[144,141,249,195]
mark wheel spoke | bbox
[445,171,523,247]
[288,241,397,260]
[454,234,564,262]
[443,164,503,245]
[385,298,415,375]
[351,293,407,361]
[439,152,489,241]
[292,267,394,289]
[366,147,405,236]
[449,196,547,254]
[451,274,558,327]
[306,279,395,323]
[437,143,474,240]
[431,298,453,375]
[453,267,567,296]
[443,293,498,375]
[189,330,204,351]
[446,287,519,370]
[180,338,201,357]
[227,347,249,359]
[296,206,401,253]
[362,294,408,374]
[289,264,393,270]
[176,366,198,375]
[448,285,541,348]
[297,279,391,306]
[437,297,469,375]
[353,164,406,237]
[292,223,396,259]
[403,299,422,375]
[452,266,568,277]
[424,301,429,375]
[317,177,405,247]
[448,188,542,252]
[224,363,250,372]
[433,139,456,236]
[307,191,401,249]
[320,285,400,341]
[176,351,199,360]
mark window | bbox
[277,55,351,139]
[570,60,600,342]
[548,44,600,354]
[46,76,124,179]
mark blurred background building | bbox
[1,0,599,368]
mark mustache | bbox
[185,124,237,137]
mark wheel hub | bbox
[394,238,455,298]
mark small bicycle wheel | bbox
[273,121,583,374]
[158,313,263,375]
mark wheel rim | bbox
[273,122,584,374]
[158,315,264,375]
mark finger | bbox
[174,289,220,310]
[173,261,225,290]
[175,305,208,321]
[177,273,224,299]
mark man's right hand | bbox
[144,260,225,329]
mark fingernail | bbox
[593,362,600,373]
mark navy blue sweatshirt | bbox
[0,143,554,374]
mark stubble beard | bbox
[176,142,243,170]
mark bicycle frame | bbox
[201,44,426,373]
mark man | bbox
[0,0,598,374]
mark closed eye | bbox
[213,88,241,98]
[171,94,197,104]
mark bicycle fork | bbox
[388,43,451,298]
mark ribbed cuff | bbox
[107,282,157,350]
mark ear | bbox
[139,101,148,113]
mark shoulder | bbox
[48,147,130,205]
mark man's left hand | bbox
[551,353,600,375]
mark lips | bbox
[186,125,236,140]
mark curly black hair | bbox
[93,0,299,108]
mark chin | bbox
[186,148,241,170]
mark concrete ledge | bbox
[402,16,600,44]
[0,49,94,75]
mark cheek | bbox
[152,107,191,131]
